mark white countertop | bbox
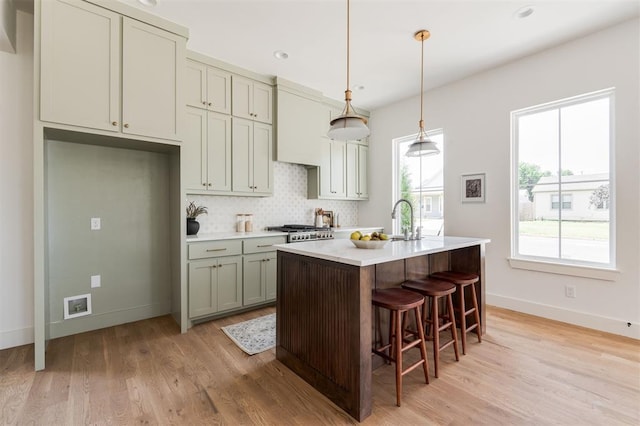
[275,236,490,267]
[186,231,287,242]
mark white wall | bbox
[0,10,33,349]
[362,19,640,338]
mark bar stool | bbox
[372,288,430,407]
[401,278,460,378]
[430,271,481,355]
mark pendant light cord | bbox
[420,32,424,128]
[346,0,350,93]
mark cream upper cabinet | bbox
[346,142,369,200]
[309,138,346,199]
[39,0,185,142]
[232,75,273,124]
[232,118,273,195]
[184,107,231,193]
[186,59,231,114]
[40,0,120,133]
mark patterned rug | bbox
[221,313,276,355]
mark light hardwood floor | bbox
[1,306,639,425]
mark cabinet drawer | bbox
[188,240,242,259]
[243,236,287,254]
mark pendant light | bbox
[327,0,370,141]
[406,30,440,157]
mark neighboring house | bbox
[411,169,444,220]
[531,173,609,221]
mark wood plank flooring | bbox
[1,306,639,425]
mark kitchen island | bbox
[275,236,489,421]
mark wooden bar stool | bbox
[401,278,460,378]
[430,271,481,355]
[372,288,430,407]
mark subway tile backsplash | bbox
[187,162,359,234]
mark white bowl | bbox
[350,239,389,249]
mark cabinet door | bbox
[188,260,217,318]
[231,75,252,120]
[264,251,278,301]
[207,67,231,114]
[122,17,185,141]
[358,144,369,199]
[318,139,332,198]
[40,0,120,132]
[330,140,347,197]
[346,143,359,199]
[252,123,273,194]
[185,59,207,109]
[252,81,273,124]
[243,253,266,306]
[184,107,208,191]
[216,256,243,312]
[231,118,253,193]
[207,112,232,191]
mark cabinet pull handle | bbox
[206,248,227,252]
[111,121,118,126]
[257,244,272,248]
[124,123,129,128]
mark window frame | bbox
[510,88,616,275]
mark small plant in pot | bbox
[186,202,208,235]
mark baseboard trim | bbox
[48,302,172,339]
[0,326,34,350]
[487,293,639,339]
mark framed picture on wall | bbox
[461,173,486,203]
[322,210,334,228]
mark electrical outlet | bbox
[90,217,101,230]
[565,285,577,298]
[91,275,101,288]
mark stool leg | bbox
[431,296,440,378]
[470,282,482,343]
[389,310,396,364]
[446,294,460,362]
[414,306,430,384]
[458,285,468,355]
[394,310,403,407]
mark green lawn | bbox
[519,220,609,240]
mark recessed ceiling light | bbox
[354,85,365,91]
[273,50,289,60]
[514,5,535,19]
[138,0,157,6]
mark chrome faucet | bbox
[391,199,414,240]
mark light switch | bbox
[91,217,101,230]
[91,275,101,288]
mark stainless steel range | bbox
[266,224,334,243]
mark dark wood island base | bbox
[276,239,488,422]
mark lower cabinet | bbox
[188,255,242,318]
[188,235,286,320]
[243,251,277,306]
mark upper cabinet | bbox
[232,75,273,124]
[185,59,231,114]
[39,0,186,142]
[232,118,273,195]
[346,142,369,200]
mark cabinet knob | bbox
[208,183,212,186]
[124,123,129,128]
[208,102,212,106]
[202,183,207,186]
[111,121,118,126]
[202,101,207,105]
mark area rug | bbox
[221,313,276,355]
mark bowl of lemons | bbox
[350,231,390,249]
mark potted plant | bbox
[186,202,207,235]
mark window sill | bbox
[508,258,619,281]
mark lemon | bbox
[350,232,361,240]
[380,233,389,241]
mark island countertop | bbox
[275,235,490,267]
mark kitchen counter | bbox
[277,235,489,266]
[276,235,489,421]
[186,230,287,242]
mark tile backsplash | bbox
[187,162,359,234]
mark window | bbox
[512,89,614,268]
[424,196,433,213]
[551,194,572,210]
[393,130,444,236]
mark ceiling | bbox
[119,0,639,111]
